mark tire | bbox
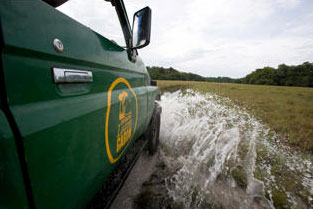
[146,105,161,155]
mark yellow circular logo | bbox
[105,78,138,164]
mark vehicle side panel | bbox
[0,110,29,209]
[0,1,156,208]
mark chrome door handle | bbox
[53,68,93,83]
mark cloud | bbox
[58,0,313,77]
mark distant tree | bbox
[240,62,313,87]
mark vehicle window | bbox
[57,0,126,47]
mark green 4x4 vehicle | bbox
[0,0,161,208]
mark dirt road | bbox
[109,151,159,209]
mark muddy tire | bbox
[146,104,161,155]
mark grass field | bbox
[158,80,313,152]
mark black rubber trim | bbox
[0,22,36,209]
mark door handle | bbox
[53,68,93,83]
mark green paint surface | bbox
[0,110,29,209]
[0,1,159,208]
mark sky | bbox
[58,0,313,78]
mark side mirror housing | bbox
[132,7,151,49]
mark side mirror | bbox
[132,7,151,49]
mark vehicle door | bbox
[0,1,148,208]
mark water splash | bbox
[154,89,312,209]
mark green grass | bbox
[158,80,313,152]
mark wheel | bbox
[146,105,161,155]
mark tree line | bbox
[147,62,313,87]
[237,62,313,87]
[147,66,234,83]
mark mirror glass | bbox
[132,7,151,49]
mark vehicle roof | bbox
[42,0,113,7]
[42,0,69,7]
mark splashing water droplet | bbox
[158,90,274,208]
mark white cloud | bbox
[58,0,313,77]
[274,0,301,9]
